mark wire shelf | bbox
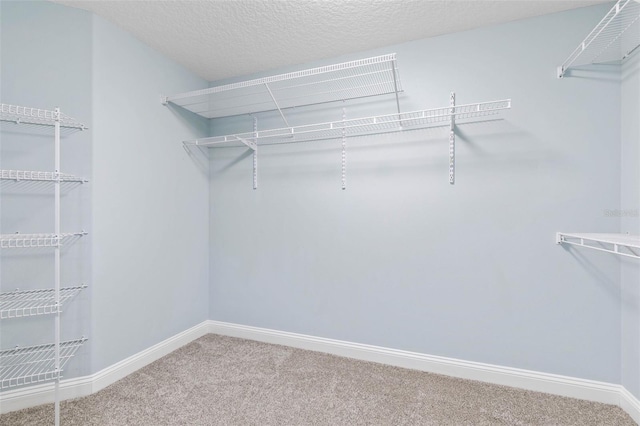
[185,99,511,147]
[0,285,87,320]
[0,338,87,389]
[0,232,87,249]
[0,103,87,130]
[0,170,87,183]
[558,0,640,77]
[164,54,402,119]
[556,232,640,259]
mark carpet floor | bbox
[1,334,635,425]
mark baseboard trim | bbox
[621,386,640,425]
[207,320,634,421]
[2,319,637,424]
[0,321,209,414]
[92,321,210,394]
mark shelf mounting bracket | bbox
[264,83,290,128]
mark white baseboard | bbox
[0,321,209,414]
[207,320,636,423]
[2,319,638,425]
[621,386,640,425]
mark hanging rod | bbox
[556,232,640,259]
[558,0,640,78]
[162,54,403,119]
[184,99,511,147]
[0,103,87,129]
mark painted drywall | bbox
[1,0,211,381]
[208,3,624,384]
[0,0,93,378]
[90,14,210,372]
[621,52,640,399]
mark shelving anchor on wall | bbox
[557,0,640,78]
[556,232,640,259]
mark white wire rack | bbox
[185,99,511,147]
[556,232,640,259]
[0,103,87,130]
[163,54,402,120]
[0,232,87,249]
[0,338,87,389]
[0,170,87,183]
[0,285,87,319]
[558,0,640,77]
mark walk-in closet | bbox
[1,0,639,424]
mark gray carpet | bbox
[1,334,635,425]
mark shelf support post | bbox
[341,108,347,190]
[253,117,258,190]
[449,92,456,185]
[53,107,61,426]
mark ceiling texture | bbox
[53,0,608,82]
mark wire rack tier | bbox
[163,54,402,119]
[0,103,87,130]
[556,232,640,259]
[0,232,87,249]
[0,170,87,183]
[558,0,640,78]
[0,338,87,390]
[185,99,511,147]
[0,285,87,319]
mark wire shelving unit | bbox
[558,0,640,78]
[0,103,88,426]
[0,170,87,183]
[0,338,87,390]
[0,286,87,319]
[0,232,87,249]
[166,55,511,188]
[162,54,403,122]
[185,99,511,147]
[556,232,640,259]
[0,103,87,130]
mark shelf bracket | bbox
[390,60,402,117]
[449,92,456,185]
[233,136,257,151]
[264,83,290,128]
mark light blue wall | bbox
[621,53,640,399]
[1,0,93,378]
[209,4,624,384]
[90,15,210,372]
[1,1,211,379]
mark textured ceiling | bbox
[53,0,608,82]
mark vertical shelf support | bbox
[341,108,347,190]
[253,117,258,190]
[449,92,456,185]
[53,108,61,426]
